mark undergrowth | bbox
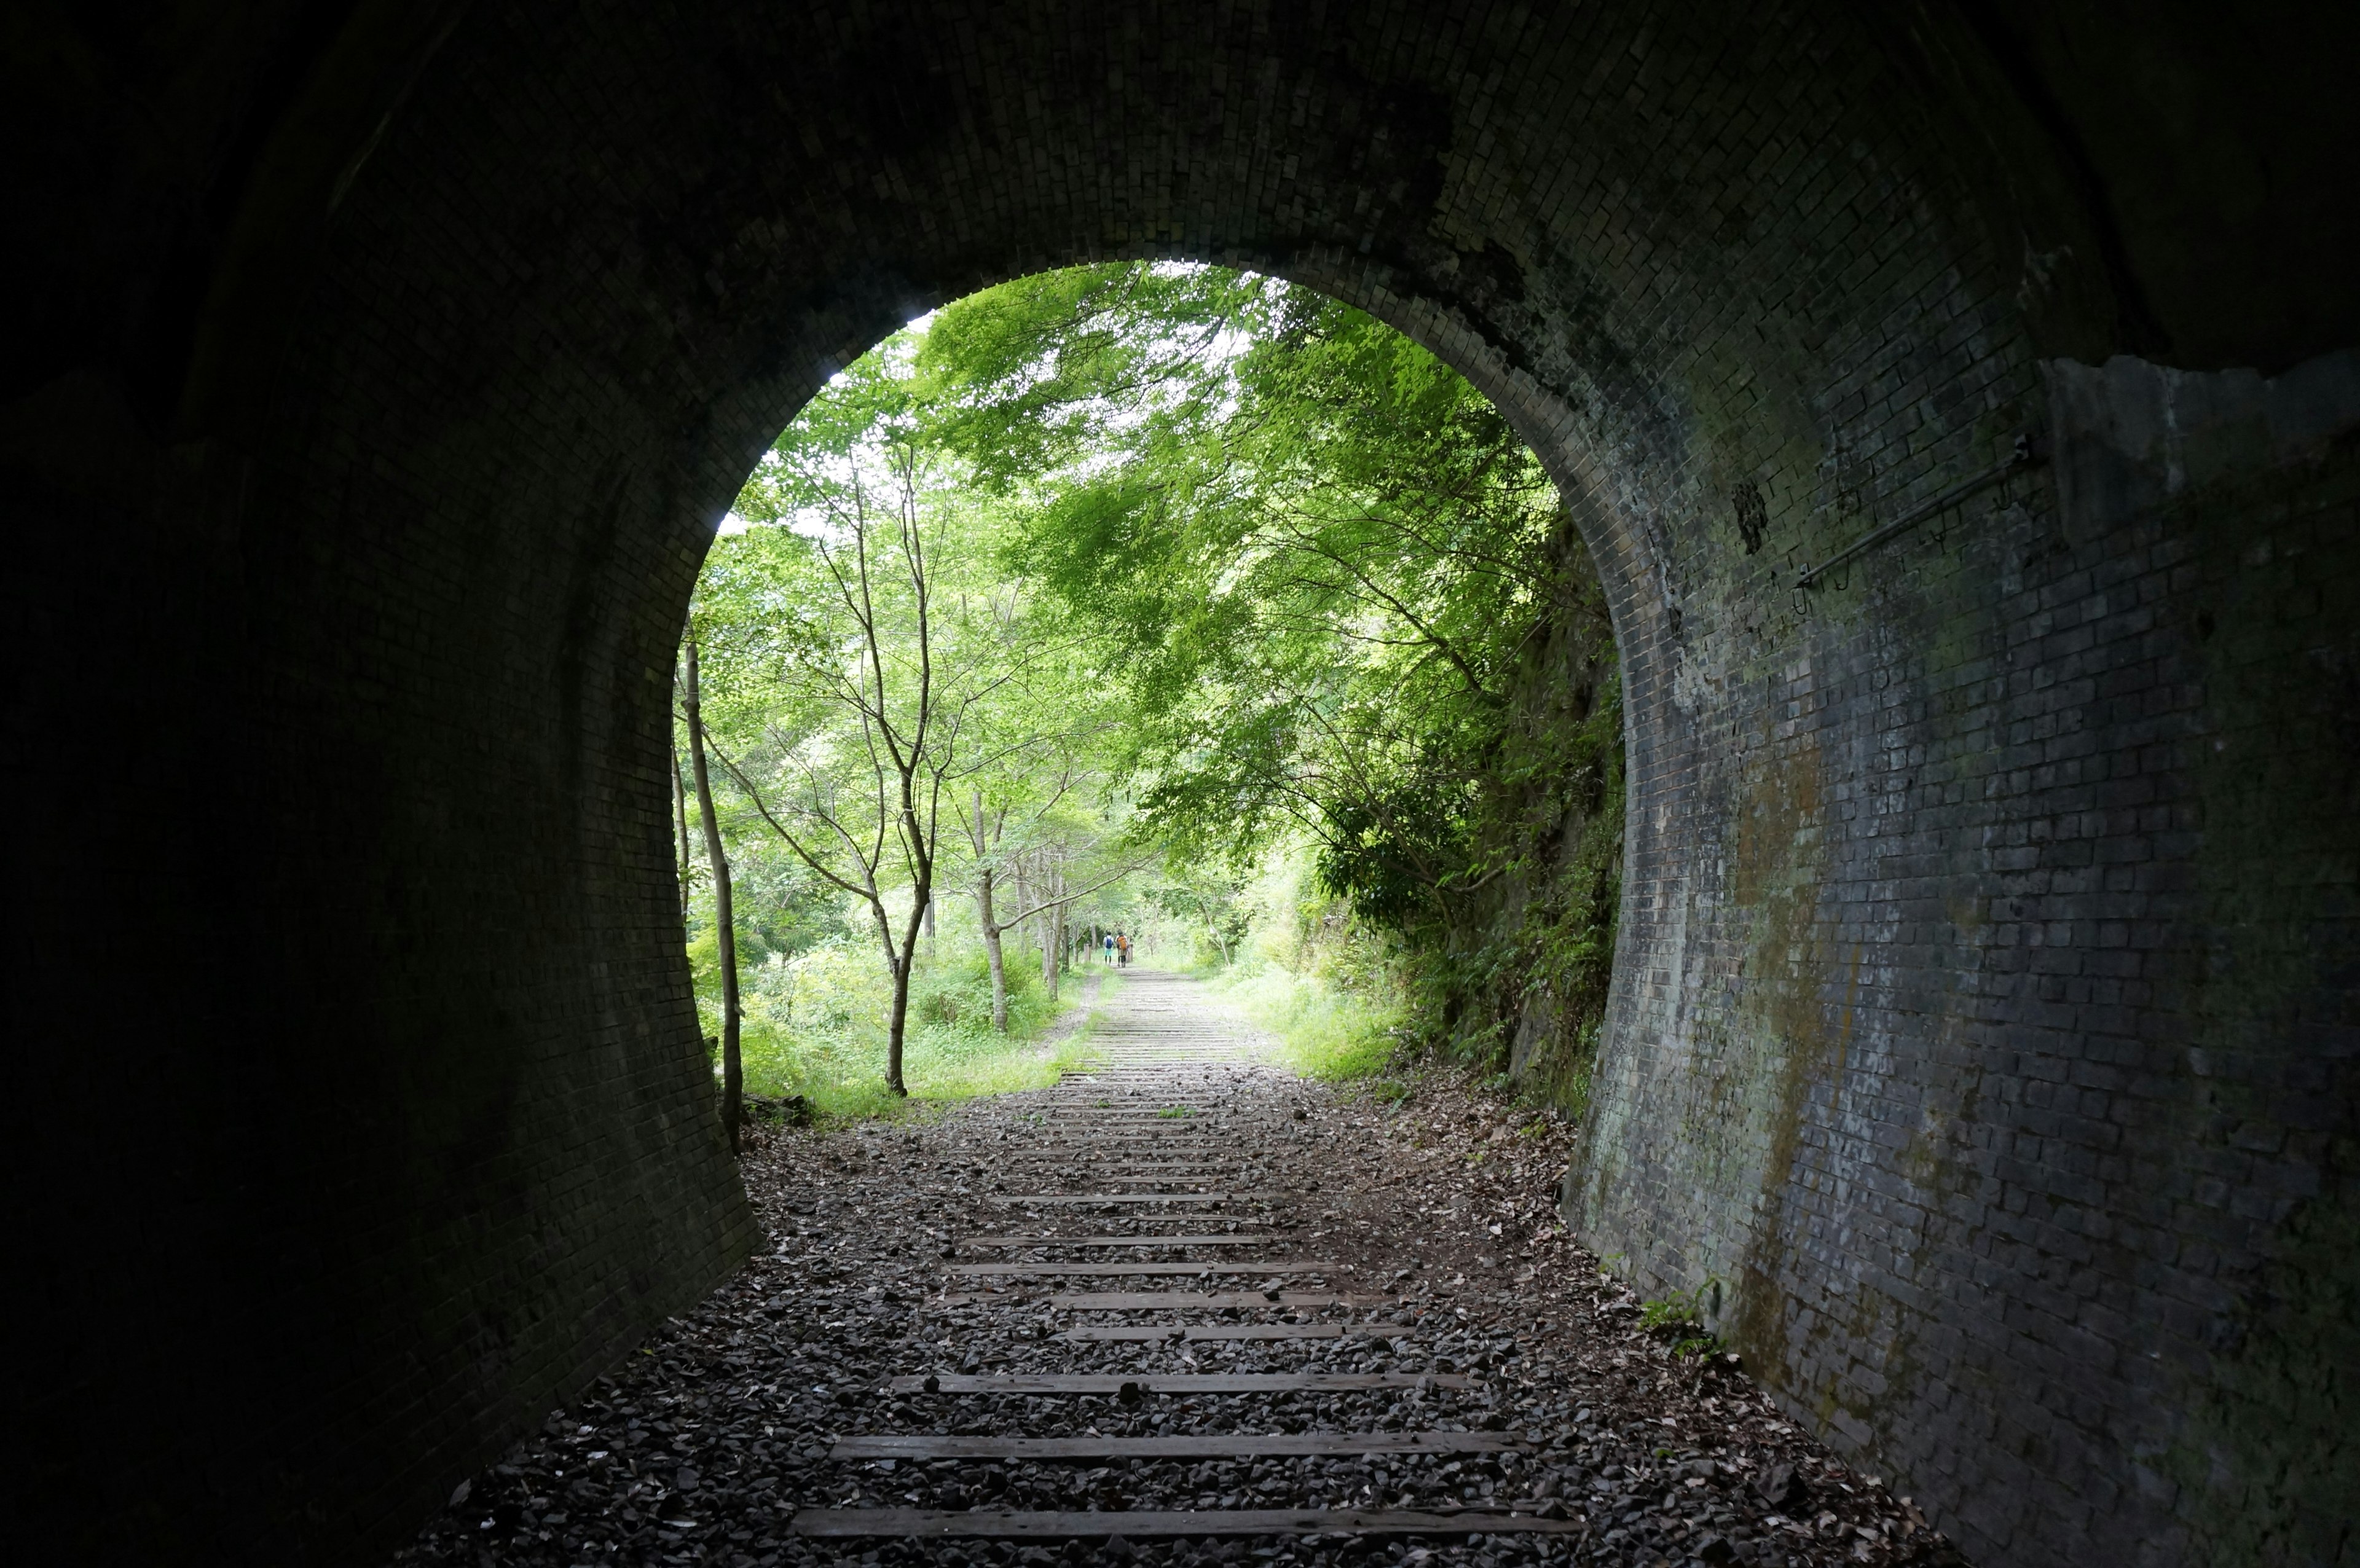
[694,934,1106,1122]
[1177,610,1621,1122]
[1638,1280,1726,1359]
[1212,956,1406,1085]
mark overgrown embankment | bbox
[1198,525,1626,1115]
[1428,525,1625,1116]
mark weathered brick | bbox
[6,5,2356,1567]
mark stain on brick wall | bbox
[1570,339,2360,1562]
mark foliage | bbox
[1147,868,1254,967]
[1223,960,1406,1085]
[691,329,1138,1096]
[1393,625,1624,1100]
[1638,1282,1726,1360]
[728,938,1100,1122]
[678,259,1624,1119]
[921,262,1624,1102]
[1197,844,1409,1086]
[921,266,1576,936]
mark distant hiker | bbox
[1103,931,1117,965]
[1117,932,1131,966]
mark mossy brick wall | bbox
[2,2,2353,1564]
[1568,348,2360,1565]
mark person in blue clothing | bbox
[1103,931,1117,965]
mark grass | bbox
[753,1016,1101,1124]
[1638,1281,1726,1359]
[714,943,1111,1125]
[1211,957,1405,1086]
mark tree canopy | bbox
[678,261,1621,1112]
[919,265,1586,930]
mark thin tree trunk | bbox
[1040,857,1064,995]
[976,868,1010,1033]
[876,876,923,1097]
[971,793,1011,1032]
[1204,898,1232,966]
[1044,898,1063,997]
[683,638,742,1154]
[885,870,928,1096]
[672,741,694,919]
[883,792,930,1098]
[886,952,912,1096]
[1012,858,1033,970]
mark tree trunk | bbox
[683,638,742,1154]
[883,810,930,1099]
[1011,858,1032,968]
[671,741,694,919]
[975,868,1010,1033]
[1044,900,1062,997]
[885,861,929,1096]
[885,951,911,1096]
[970,793,1011,1033]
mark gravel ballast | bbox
[393,970,1965,1568]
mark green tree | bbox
[685,264,1622,1105]
[679,633,745,1148]
[693,335,1127,1092]
[920,263,1579,939]
[921,262,1623,1081]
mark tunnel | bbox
[5,2,2358,1564]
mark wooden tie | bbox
[793,1508,1587,1540]
[796,975,1570,1547]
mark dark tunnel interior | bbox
[3,3,2357,1564]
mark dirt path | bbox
[396,969,1959,1567]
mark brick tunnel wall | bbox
[3,2,2354,1564]
[1566,347,2360,1562]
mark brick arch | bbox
[9,2,2358,1565]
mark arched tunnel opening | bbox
[672,260,1620,1127]
[5,4,2357,1565]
